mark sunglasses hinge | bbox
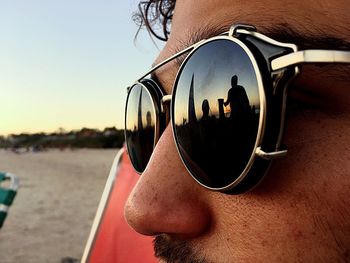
[229,24,257,37]
[255,147,288,160]
[161,95,172,112]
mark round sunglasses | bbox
[125,24,350,194]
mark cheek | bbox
[283,110,350,185]
[247,110,350,243]
[199,190,314,260]
[253,107,350,194]
[224,111,347,223]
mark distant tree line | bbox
[0,127,125,150]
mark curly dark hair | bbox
[133,0,176,41]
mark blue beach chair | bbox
[0,172,19,228]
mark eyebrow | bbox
[266,23,350,50]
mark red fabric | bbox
[88,151,157,263]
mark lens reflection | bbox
[173,39,261,188]
[125,84,156,173]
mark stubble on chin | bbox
[153,234,210,263]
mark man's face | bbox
[125,0,350,262]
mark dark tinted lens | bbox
[173,39,261,189]
[125,84,156,173]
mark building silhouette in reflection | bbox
[188,74,197,124]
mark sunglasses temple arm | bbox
[271,50,350,70]
[137,40,206,81]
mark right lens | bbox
[172,38,261,190]
[125,83,157,173]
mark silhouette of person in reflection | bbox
[224,75,250,121]
[201,99,210,121]
[146,111,152,128]
[176,74,258,187]
[197,99,216,184]
[222,75,253,177]
[199,99,215,145]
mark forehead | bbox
[169,0,348,32]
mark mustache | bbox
[153,234,210,263]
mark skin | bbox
[125,0,350,262]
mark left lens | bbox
[125,84,156,173]
[172,38,262,190]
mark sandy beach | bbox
[0,148,118,263]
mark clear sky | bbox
[0,0,163,136]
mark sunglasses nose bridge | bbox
[161,95,172,111]
[160,95,172,125]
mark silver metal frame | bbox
[137,41,206,81]
[170,34,267,191]
[272,50,350,70]
[126,23,350,191]
[231,26,299,158]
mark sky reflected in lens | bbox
[174,40,260,125]
[126,84,155,131]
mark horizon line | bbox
[1,125,125,137]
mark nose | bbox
[124,125,211,238]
